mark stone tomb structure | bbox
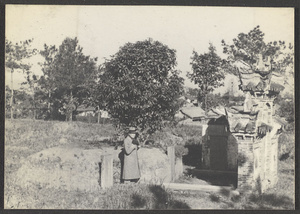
[201,56,284,193]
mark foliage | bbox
[278,132,294,161]
[38,44,58,114]
[38,38,98,120]
[21,71,42,119]
[196,92,244,110]
[205,93,227,110]
[221,25,294,128]
[274,95,294,124]
[5,38,37,119]
[187,43,225,111]
[184,88,200,99]
[174,145,189,158]
[221,25,294,76]
[5,39,37,71]
[5,86,34,118]
[95,39,184,136]
[5,85,48,119]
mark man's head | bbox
[128,127,137,138]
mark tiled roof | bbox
[235,59,284,93]
[229,115,255,133]
[245,121,256,133]
[226,106,260,134]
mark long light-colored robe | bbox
[122,136,140,180]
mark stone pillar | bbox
[175,156,183,179]
[168,146,175,182]
[100,154,113,188]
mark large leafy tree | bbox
[187,43,225,112]
[96,39,184,137]
[221,25,293,76]
[5,39,37,119]
[40,38,97,121]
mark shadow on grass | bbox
[211,190,294,209]
[249,193,294,209]
[186,168,237,187]
[209,193,220,202]
[131,193,147,208]
[148,185,190,209]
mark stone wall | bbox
[259,133,279,192]
[16,147,183,192]
[227,134,238,171]
[201,135,210,169]
[237,138,254,189]
[202,127,238,172]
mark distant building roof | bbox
[185,95,197,101]
[178,118,202,126]
[180,107,205,119]
[77,105,95,112]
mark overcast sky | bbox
[6,5,294,90]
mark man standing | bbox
[122,127,141,183]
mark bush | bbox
[278,132,294,161]
[274,95,294,129]
[175,145,188,158]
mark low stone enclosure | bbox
[99,146,184,189]
[15,146,184,192]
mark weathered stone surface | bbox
[15,146,178,191]
[16,147,103,192]
[138,148,172,184]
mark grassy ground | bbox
[4,119,191,209]
[169,155,294,210]
[4,119,295,209]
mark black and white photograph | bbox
[4,5,295,209]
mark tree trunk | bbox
[97,107,101,124]
[69,90,73,122]
[48,91,51,110]
[88,113,91,123]
[33,86,36,120]
[10,69,14,120]
[205,93,208,115]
